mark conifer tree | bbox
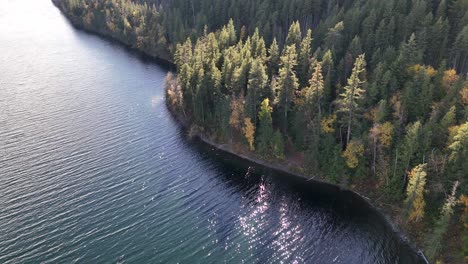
[452,25,468,73]
[226,18,237,46]
[268,38,280,76]
[325,21,344,54]
[251,28,267,62]
[395,33,422,81]
[272,130,285,159]
[277,45,299,132]
[424,181,459,262]
[257,98,274,157]
[448,121,468,166]
[285,21,302,49]
[304,60,324,118]
[191,48,206,124]
[321,49,334,109]
[298,29,313,87]
[397,121,423,188]
[246,58,269,124]
[337,54,367,146]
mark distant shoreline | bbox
[51,0,176,71]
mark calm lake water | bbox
[0,1,425,263]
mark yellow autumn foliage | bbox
[408,64,437,77]
[448,122,468,162]
[460,87,468,105]
[405,164,427,222]
[442,69,459,89]
[448,125,460,144]
[342,140,364,169]
[426,67,437,77]
[243,118,255,151]
[320,114,336,134]
[379,122,394,147]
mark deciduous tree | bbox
[405,164,427,222]
[243,117,256,151]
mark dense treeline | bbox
[53,0,468,261]
[54,0,468,72]
[139,0,468,73]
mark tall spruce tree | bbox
[298,29,313,88]
[257,98,274,157]
[277,45,299,132]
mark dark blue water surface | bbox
[0,1,424,263]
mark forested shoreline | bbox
[53,0,467,262]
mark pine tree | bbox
[298,29,313,88]
[285,21,302,49]
[452,25,468,73]
[277,45,299,132]
[257,98,274,157]
[251,28,267,62]
[439,106,457,143]
[398,121,423,187]
[268,38,280,76]
[321,49,334,109]
[214,94,231,140]
[424,181,459,262]
[226,18,237,46]
[246,58,269,124]
[396,33,422,74]
[272,130,285,159]
[175,38,193,68]
[191,47,206,124]
[337,54,367,146]
[403,68,433,122]
[325,21,344,54]
[448,121,468,163]
[304,60,324,118]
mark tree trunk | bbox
[284,96,288,132]
[373,137,377,177]
[346,111,352,146]
[392,149,398,187]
